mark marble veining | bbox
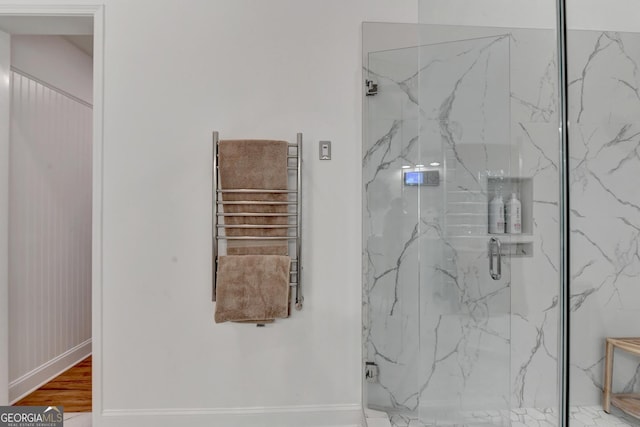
[364,25,640,424]
[569,30,640,405]
[364,33,515,415]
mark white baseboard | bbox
[101,404,362,427]
[9,339,92,403]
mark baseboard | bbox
[363,408,391,427]
[101,404,362,427]
[9,339,92,403]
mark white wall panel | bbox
[11,35,92,104]
[8,70,92,402]
[95,1,417,420]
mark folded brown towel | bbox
[218,140,290,255]
[214,255,291,323]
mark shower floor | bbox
[382,406,639,427]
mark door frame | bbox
[0,3,104,422]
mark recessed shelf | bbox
[500,241,534,257]
[487,176,533,235]
[442,235,533,257]
[447,233,533,240]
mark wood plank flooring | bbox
[13,356,92,412]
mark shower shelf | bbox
[445,234,533,242]
[443,235,534,257]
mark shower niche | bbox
[486,176,534,235]
[486,176,534,257]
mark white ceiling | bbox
[0,16,93,56]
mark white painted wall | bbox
[0,29,10,407]
[0,2,419,426]
[8,37,92,403]
[92,2,415,425]
[11,35,92,104]
[419,0,640,32]
[419,0,557,29]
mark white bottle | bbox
[505,193,522,234]
[488,194,505,234]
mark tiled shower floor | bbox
[385,406,639,427]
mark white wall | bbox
[91,2,415,425]
[419,0,640,32]
[8,37,92,402]
[0,2,419,425]
[419,0,557,29]
[0,29,10,407]
[11,35,92,104]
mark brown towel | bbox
[218,140,290,255]
[214,255,291,323]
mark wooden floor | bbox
[13,356,92,412]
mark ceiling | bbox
[0,15,93,57]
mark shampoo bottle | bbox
[488,193,505,234]
[505,193,522,234]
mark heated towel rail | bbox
[212,132,303,311]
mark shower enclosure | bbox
[363,10,640,427]
[363,23,560,426]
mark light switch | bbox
[319,141,331,160]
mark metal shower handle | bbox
[489,237,502,280]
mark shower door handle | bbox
[489,237,502,280]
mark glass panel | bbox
[363,20,562,427]
[363,29,421,416]
[416,23,562,427]
[416,33,513,426]
[567,27,640,426]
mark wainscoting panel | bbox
[8,69,92,403]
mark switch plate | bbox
[319,141,331,160]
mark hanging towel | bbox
[214,255,291,323]
[218,140,290,255]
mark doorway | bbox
[0,5,104,424]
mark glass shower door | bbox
[363,25,520,426]
[415,34,514,425]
